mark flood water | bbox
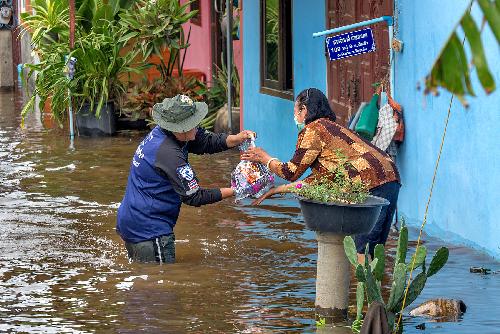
[0,89,499,333]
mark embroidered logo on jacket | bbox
[177,165,194,181]
[176,164,199,195]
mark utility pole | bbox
[68,0,76,145]
[225,0,233,134]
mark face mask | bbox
[294,115,305,131]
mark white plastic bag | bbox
[231,136,275,202]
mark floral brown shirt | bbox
[275,118,400,189]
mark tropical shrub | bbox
[118,0,197,81]
[20,0,139,125]
[121,76,204,121]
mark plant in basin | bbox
[293,150,369,205]
[291,149,386,235]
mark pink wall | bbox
[181,1,243,84]
[181,0,213,82]
[181,0,243,124]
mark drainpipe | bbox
[226,0,233,134]
[315,232,350,322]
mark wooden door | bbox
[326,0,393,126]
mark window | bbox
[261,0,293,99]
[190,0,201,26]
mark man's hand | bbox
[226,130,256,148]
[220,187,235,199]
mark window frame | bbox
[260,0,294,100]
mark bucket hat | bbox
[152,94,208,133]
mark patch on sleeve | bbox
[176,164,199,194]
[177,165,194,181]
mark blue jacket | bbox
[117,126,229,243]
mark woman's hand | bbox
[226,130,256,148]
[251,187,279,205]
[240,147,272,164]
[250,182,302,205]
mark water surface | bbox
[0,89,498,333]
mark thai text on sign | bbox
[326,27,376,61]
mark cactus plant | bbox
[408,245,427,272]
[343,220,449,333]
[427,247,449,277]
[351,282,365,333]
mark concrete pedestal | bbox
[315,232,350,323]
[0,30,13,87]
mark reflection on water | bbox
[0,89,499,333]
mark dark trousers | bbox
[125,234,176,264]
[355,181,400,257]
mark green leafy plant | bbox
[20,0,139,125]
[118,0,197,81]
[212,58,240,108]
[425,0,499,106]
[73,19,141,117]
[19,0,69,48]
[343,221,449,332]
[117,0,207,125]
[293,150,369,204]
[315,317,326,328]
[19,33,67,125]
[264,0,279,79]
[121,76,205,121]
[196,58,241,131]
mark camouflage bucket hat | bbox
[152,94,208,133]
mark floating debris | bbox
[470,266,492,274]
[45,163,76,171]
[409,299,466,319]
[416,323,426,330]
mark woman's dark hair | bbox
[296,88,336,124]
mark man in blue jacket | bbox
[117,94,253,264]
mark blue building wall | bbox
[395,0,500,259]
[242,0,327,162]
[243,0,500,258]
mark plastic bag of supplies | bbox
[231,135,275,202]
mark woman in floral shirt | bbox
[242,88,400,259]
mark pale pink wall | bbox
[180,0,243,123]
[181,0,213,82]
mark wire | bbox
[395,3,473,328]
[394,94,454,332]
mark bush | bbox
[293,150,369,205]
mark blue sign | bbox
[326,27,376,61]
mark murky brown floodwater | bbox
[1,89,499,333]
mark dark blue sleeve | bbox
[155,142,222,207]
[187,128,229,154]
